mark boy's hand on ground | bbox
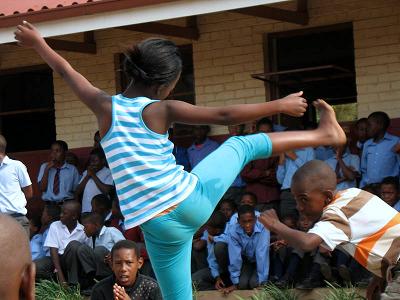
[113,283,130,300]
[215,277,225,290]
[220,284,237,295]
[279,91,308,117]
[259,209,280,231]
[14,21,44,48]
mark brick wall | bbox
[0,0,399,147]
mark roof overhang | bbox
[0,0,285,44]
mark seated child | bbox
[91,240,162,300]
[42,201,90,286]
[260,160,400,300]
[29,216,42,260]
[192,210,227,291]
[222,205,270,294]
[91,194,112,225]
[75,148,114,213]
[81,212,125,279]
[381,176,400,211]
[219,199,236,221]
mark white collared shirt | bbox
[44,221,89,255]
[0,156,32,214]
[87,226,125,251]
[80,167,114,213]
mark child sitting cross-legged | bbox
[260,160,400,300]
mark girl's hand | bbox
[14,21,44,48]
[279,91,308,117]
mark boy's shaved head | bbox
[292,160,337,192]
[63,200,81,215]
[0,214,35,299]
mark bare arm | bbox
[22,185,33,200]
[143,92,308,134]
[14,21,111,134]
[337,156,357,181]
[50,247,67,283]
[259,209,323,252]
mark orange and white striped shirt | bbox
[308,188,400,278]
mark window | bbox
[0,65,56,152]
[263,23,357,128]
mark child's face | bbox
[29,220,39,239]
[367,118,382,139]
[50,143,65,163]
[112,248,144,287]
[238,212,256,236]
[41,207,51,225]
[381,184,398,207]
[298,215,313,232]
[60,206,76,226]
[89,154,104,172]
[220,202,234,220]
[82,221,99,237]
[356,121,368,142]
[292,184,329,223]
[240,195,256,207]
[282,217,296,229]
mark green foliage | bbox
[235,283,298,300]
[36,280,84,300]
[322,282,366,300]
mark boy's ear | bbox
[138,257,144,269]
[20,262,36,300]
[323,190,334,205]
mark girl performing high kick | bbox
[15,21,346,300]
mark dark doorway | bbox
[0,65,56,152]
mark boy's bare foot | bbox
[313,99,347,147]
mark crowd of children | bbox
[4,21,399,300]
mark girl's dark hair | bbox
[124,38,182,87]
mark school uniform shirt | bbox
[44,221,89,255]
[187,138,219,168]
[360,133,400,187]
[393,200,400,212]
[91,274,162,300]
[325,152,360,190]
[80,167,114,213]
[315,146,335,161]
[38,162,80,202]
[172,146,191,171]
[308,188,400,278]
[227,221,270,285]
[214,211,261,244]
[0,156,32,215]
[31,233,45,261]
[87,226,125,251]
[200,230,220,278]
[277,147,315,190]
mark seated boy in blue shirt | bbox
[192,210,228,291]
[222,205,270,294]
[381,176,400,212]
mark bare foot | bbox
[313,99,347,147]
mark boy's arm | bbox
[15,22,111,130]
[227,233,242,287]
[259,209,322,252]
[256,229,270,285]
[50,247,67,283]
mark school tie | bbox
[53,168,61,195]
[335,160,341,178]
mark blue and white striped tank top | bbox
[100,94,198,229]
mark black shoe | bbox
[80,286,93,296]
[295,277,323,290]
[275,277,294,289]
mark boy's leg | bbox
[192,268,215,291]
[34,256,54,280]
[238,261,253,290]
[249,264,259,289]
[93,246,112,278]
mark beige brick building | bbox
[0,0,399,149]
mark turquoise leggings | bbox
[140,134,272,300]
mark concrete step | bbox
[195,288,367,300]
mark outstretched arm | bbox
[14,21,111,134]
[259,209,323,252]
